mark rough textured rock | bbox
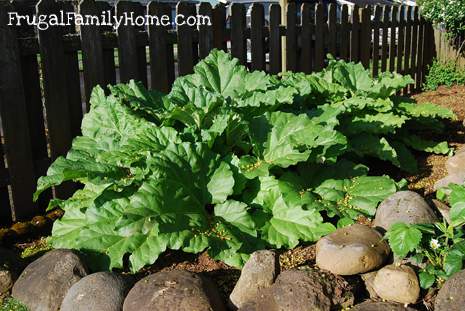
[61,272,133,311]
[432,199,451,224]
[446,152,465,174]
[248,267,354,311]
[11,249,88,311]
[123,270,225,311]
[373,191,437,231]
[229,250,279,309]
[372,264,420,304]
[434,172,465,191]
[316,224,390,275]
[435,269,465,311]
[351,301,417,311]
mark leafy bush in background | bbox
[417,0,465,37]
[34,50,455,272]
[424,59,465,91]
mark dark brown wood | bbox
[61,1,83,138]
[350,5,360,62]
[117,1,140,82]
[359,8,370,69]
[389,5,397,72]
[396,6,405,74]
[250,3,265,71]
[269,4,281,74]
[327,4,337,57]
[134,2,148,87]
[79,0,105,103]
[372,6,382,76]
[314,3,325,71]
[177,1,197,76]
[148,1,174,93]
[286,2,298,71]
[212,4,227,51]
[403,5,413,92]
[36,0,73,161]
[416,16,425,89]
[340,5,349,60]
[231,3,246,65]
[380,5,389,73]
[300,3,313,73]
[0,1,36,220]
[0,144,11,225]
[96,1,116,87]
[423,22,435,80]
[198,2,214,59]
[410,7,419,90]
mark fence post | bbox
[0,1,36,220]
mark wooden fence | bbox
[0,0,435,226]
[434,28,465,69]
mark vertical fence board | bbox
[314,3,325,71]
[135,2,148,87]
[340,5,349,60]
[251,4,265,71]
[269,4,281,74]
[230,3,247,65]
[389,5,397,72]
[0,2,36,220]
[96,1,116,86]
[0,144,11,225]
[403,6,413,93]
[372,6,382,76]
[410,7,419,90]
[350,5,360,62]
[117,1,140,82]
[212,4,227,50]
[327,4,337,57]
[177,2,196,76]
[416,17,425,89]
[396,6,405,74]
[286,3,298,71]
[360,6,371,68]
[380,6,389,72]
[198,2,214,59]
[62,1,83,138]
[148,2,174,93]
[300,4,312,73]
[80,0,105,103]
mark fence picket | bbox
[410,7,419,90]
[148,1,174,92]
[212,5,227,50]
[198,2,214,59]
[96,1,116,86]
[286,2,298,71]
[135,2,148,87]
[327,4,337,57]
[300,3,312,73]
[177,1,197,76]
[269,4,281,74]
[231,3,247,65]
[380,6,389,72]
[251,3,265,71]
[396,6,405,74]
[80,0,105,103]
[416,16,425,89]
[389,5,397,72]
[340,5,349,60]
[360,6,371,68]
[117,1,140,82]
[372,6,382,76]
[350,5,360,62]
[0,2,36,220]
[403,5,413,93]
[314,3,325,71]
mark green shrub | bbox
[418,0,465,37]
[34,50,455,272]
[423,59,465,91]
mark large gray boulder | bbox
[316,224,390,275]
[123,270,226,311]
[434,172,465,191]
[435,269,465,311]
[247,267,354,311]
[60,272,133,311]
[351,301,417,310]
[372,264,420,304]
[229,250,279,309]
[446,152,465,174]
[12,249,88,311]
[373,191,437,231]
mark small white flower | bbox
[430,239,441,250]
